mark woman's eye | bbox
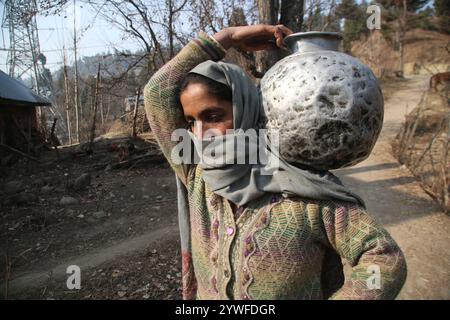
[205,113,223,123]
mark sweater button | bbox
[270,195,279,203]
[226,227,234,236]
[224,270,230,277]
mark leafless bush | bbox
[393,87,449,214]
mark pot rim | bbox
[284,31,343,45]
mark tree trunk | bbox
[89,63,101,146]
[399,0,407,77]
[100,93,104,126]
[168,0,174,59]
[255,0,279,76]
[132,87,142,138]
[255,0,304,76]
[279,0,304,32]
[73,0,80,143]
[106,95,111,121]
[63,49,72,145]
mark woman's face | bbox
[180,82,233,139]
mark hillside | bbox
[351,29,450,78]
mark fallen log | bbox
[92,152,165,171]
[0,144,40,163]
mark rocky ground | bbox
[0,135,182,299]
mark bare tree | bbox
[132,87,142,138]
[89,62,101,146]
[167,0,190,58]
[399,0,408,77]
[320,0,337,31]
[62,48,72,145]
[73,0,81,143]
[303,0,338,31]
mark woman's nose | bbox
[192,121,224,139]
[192,128,203,139]
[192,121,204,139]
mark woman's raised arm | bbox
[144,25,292,184]
[143,32,227,184]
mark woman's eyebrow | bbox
[198,106,225,118]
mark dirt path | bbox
[333,75,450,299]
[1,152,182,299]
[3,225,178,298]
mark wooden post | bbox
[132,87,141,138]
[0,116,4,145]
[49,117,57,137]
[49,117,60,159]
[28,115,32,153]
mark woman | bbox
[144,24,407,300]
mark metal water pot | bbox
[260,32,384,170]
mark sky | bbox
[0,1,142,76]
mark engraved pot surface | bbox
[260,32,384,170]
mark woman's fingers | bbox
[274,28,285,49]
[229,24,294,51]
[266,24,293,49]
[273,25,293,49]
[265,24,293,37]
[276,24,294,36]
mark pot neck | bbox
[284,32,343,54]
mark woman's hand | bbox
[212,24,293,52]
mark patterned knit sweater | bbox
[143,31,407,300]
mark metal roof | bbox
[0,70,51,107]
